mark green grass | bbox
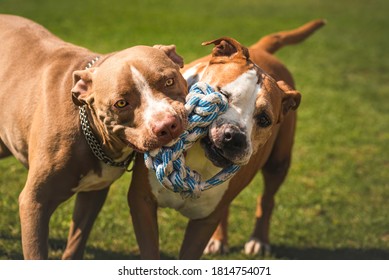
[1,0,388,259]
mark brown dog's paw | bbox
[204,238,229,255]
[244,238,271,256]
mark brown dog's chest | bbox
[72,163,124,192]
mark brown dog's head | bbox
[185,37,301,167]
[72,45,188,154]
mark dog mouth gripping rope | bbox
[144,82,241,199]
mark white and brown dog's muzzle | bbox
[201,119,250,168]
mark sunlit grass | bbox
[0,0,388,259]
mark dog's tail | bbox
[251,19,326,54]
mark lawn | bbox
[0,0,388,260]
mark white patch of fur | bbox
[72,162,123,192]
[220,69,259,133]
[213,69,261,164]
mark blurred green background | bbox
[0,0,388,259]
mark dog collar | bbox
[78,57,135,171]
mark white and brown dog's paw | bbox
[204,238,229,255]
[244,238,271,256]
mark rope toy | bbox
[144,82,241,199]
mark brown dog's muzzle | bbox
[151,115,184,146]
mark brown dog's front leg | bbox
[19,174,70,259]
[19,189,51,259]
[62,187,110,259]
[179,207,226,260]
[128,154,160,259]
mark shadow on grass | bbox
[49,238,176,260]
[272,245,389,260]
[0,233,176,260]
[228,244,389,260]
[0,233,23,259]
[3,233,388,260]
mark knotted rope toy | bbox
[144,82,241,199]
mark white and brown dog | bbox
[0,14,188,259]
[128,19,325,259]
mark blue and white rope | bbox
[144,82,241,199]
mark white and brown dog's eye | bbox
[255,112,272,128]
[219,89,229,98]
[165,78,174,87]
[114,99,129,108]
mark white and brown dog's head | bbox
[72,45,188,154]
[184,37,301,168]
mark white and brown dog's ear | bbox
[262,75,301,123]
[153,44,184,68]
[276,80,301,122]
[71,68,95,106]
[202,37,250,60]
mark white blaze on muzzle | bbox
[210,68,261,161]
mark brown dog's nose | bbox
[152,115,183,144]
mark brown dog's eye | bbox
[114,100,129,108]
[255,112,272,128]
[165,78,174,87]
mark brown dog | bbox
[128,19,324,259]
[0,14,187,259]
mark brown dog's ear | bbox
[153,44,184,68]
[71,68,94,106]
[277,80,301,121]
[202,37,250,60]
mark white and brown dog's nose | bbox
[201,122,250,168]
[222,126,247,151]
[152,115,183,145]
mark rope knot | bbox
[144,82,240,199]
